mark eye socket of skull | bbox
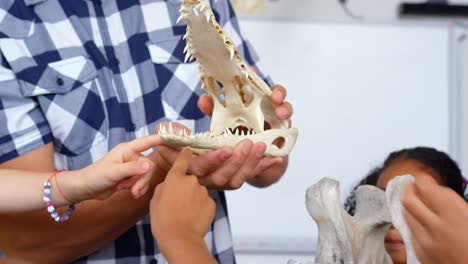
[205,76,226,106]
[215,80,225,101]
[207,75,256,109]
[234,76,254,107]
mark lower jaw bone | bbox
[159,122,298,157]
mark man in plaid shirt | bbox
[0,0,293,263]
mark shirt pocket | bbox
[16,56,107,156]
[18,56,97,96]
[147,36,205,120]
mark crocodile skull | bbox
[159,0,298,157]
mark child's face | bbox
[376,159,441,264]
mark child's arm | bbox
[403,176,468,264]
[0,135,162,213]
[150,148,217,264]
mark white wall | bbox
[240,0,423,21]
[228,19,452,261]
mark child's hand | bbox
[150,148,215,255]
[403,176,468,264]
[75,135,162,201]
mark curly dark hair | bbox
[344,147,466,216]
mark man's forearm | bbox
[0,190,151,263]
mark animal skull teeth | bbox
[159,0,298,157]
[159,122,296,157]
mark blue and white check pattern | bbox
[0,0,270,263]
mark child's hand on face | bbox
[74,135,162,202]
[403,176,468,264]
[150,148,216,252]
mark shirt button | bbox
[126,123,136,132]
[149,259,158,264]
[56,78,64,86]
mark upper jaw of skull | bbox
[158,0,298,157]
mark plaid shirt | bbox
[0,0,268,263]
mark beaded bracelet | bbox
[43,170,76,222]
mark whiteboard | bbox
[226,20,451,254]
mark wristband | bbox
[43,170,76,222]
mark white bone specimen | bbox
[386,175,420,264]
[160,0,298,157]
[230,0,265,13]
[291,175,420,264]
[304,178,392,264]
[354,185,394,264]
